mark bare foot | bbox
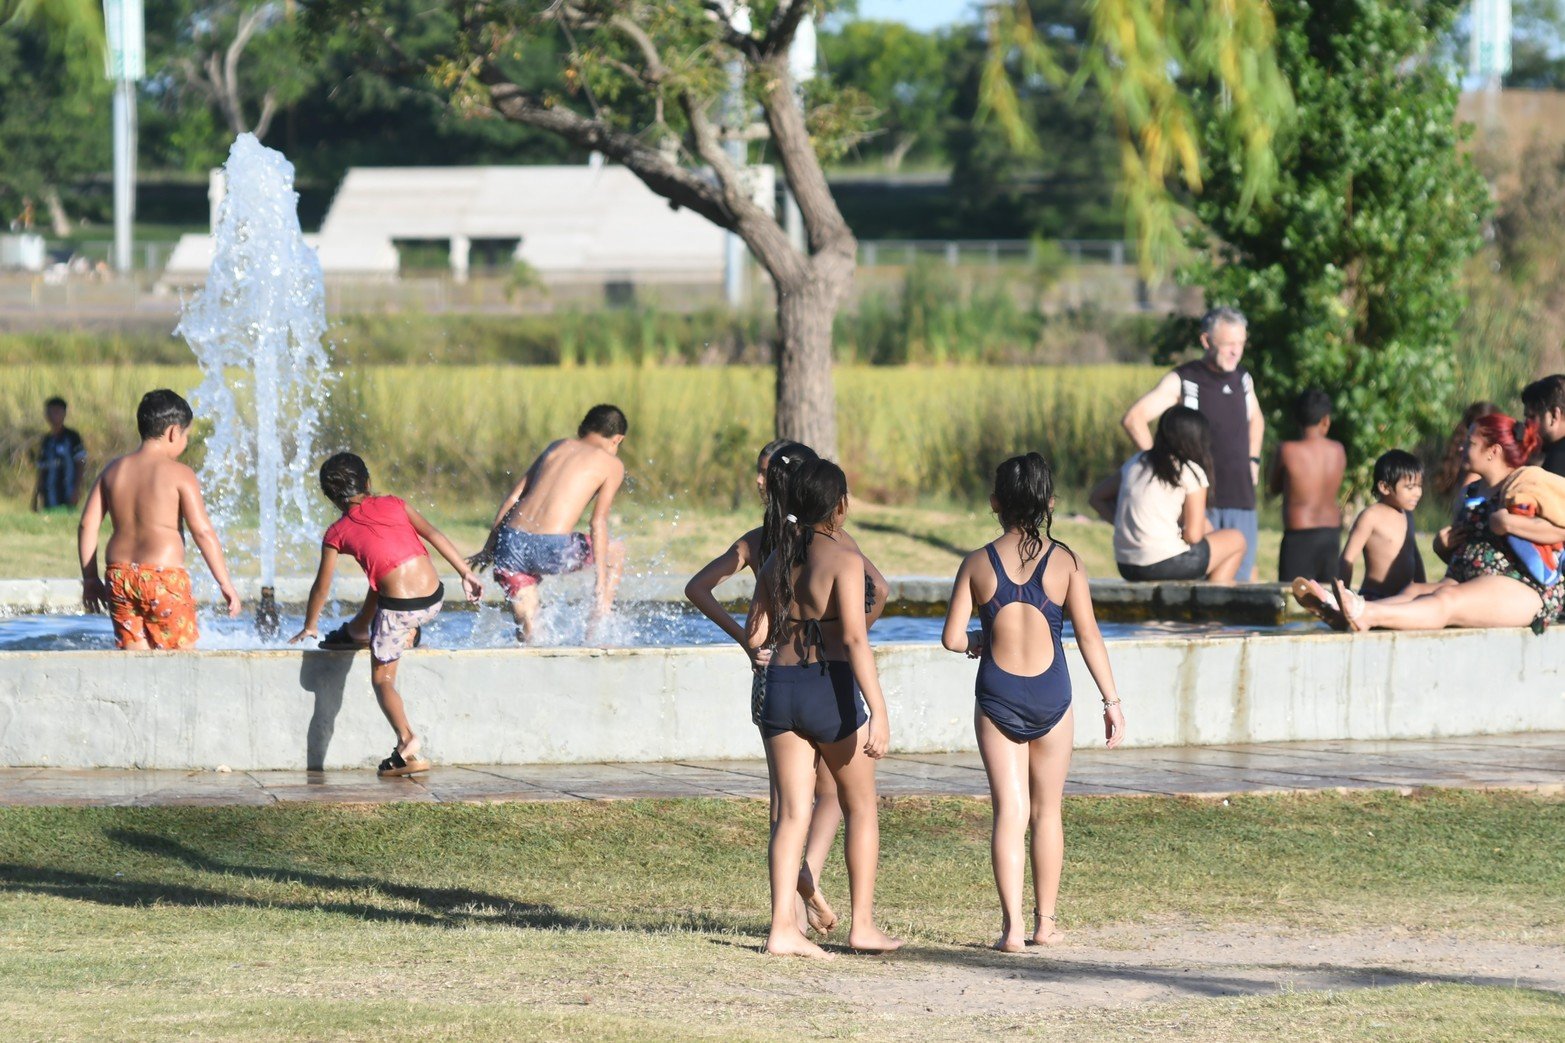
[847,925,904,953]
[765,927,834,960]
[1030,912,1065,947]
[797,868,838,935]
[1333,578,1369,633]
[993,931,1025,953]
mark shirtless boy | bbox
[77,389,241,649]
[1338,450,1426,600]
[479,404,628,642]
[1270,389,1346,583]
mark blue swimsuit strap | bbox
[985,541,1055,608]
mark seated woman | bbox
[1319,414,1565,633]
[1089,407,1246,583]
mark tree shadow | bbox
[853,519,970,559]
[299,651,356,771]
[0,828,750,937]
[872,937,1565,997]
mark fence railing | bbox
[857,239,1134,269]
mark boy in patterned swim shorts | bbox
[77,390,242,649]
[475,404,629,643]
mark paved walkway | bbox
[0,733,1559,807]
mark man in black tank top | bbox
[1122,307,1264,580]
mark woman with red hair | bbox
[1324,414,1565,632]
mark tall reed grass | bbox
[0,364,1158,508]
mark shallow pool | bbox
[0,604,1314,652]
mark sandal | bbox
[1294,578,1347,631]
[377,741,430,777]
[1332,578,1369,633]
[318,624,369,651]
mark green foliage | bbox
[816,19,958,170]
[0,22,108,221]
[1173,0,1491,492]
[945,8,1123,240]
[982,0,1292,272]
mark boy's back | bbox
[507,437,624,535]
[98,448,198,566]
[1275,436,1346,530]
[1272,434,1346,583]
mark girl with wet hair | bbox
[684,443,889,940]
[943,452,1125,952]
[745,458,900,959]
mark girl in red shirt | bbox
[291,452,482,775]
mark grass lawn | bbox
[0,791,1560,1040]
[0,497,1287,584]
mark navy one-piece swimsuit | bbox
[976,541,1072,741]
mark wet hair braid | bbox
[771,458,848,620]
[319,452,371,511]
[993,453,1057,566]
[760,442,817,560]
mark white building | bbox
[164,162,770,287]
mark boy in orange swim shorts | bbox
[78,390,241,649]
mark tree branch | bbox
[253,88,278,140]
[757,56,851,256]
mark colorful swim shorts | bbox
[371,585,443,663]
[492,528,594,599]
[106,563,199,650]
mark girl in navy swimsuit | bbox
[684,442,890,939]
[943,453,1126,953]
[746,459,902,959]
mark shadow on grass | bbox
[860,938,1565,998]
[853,519,970,558]
[0,829,751,936]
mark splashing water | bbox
[178,134,332,587]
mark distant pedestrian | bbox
[1121,307,1264,580]
[33,396,86,512]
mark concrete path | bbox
[0,732,1559,807]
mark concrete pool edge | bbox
[1,628,1559,770]
[0,574,1308,624]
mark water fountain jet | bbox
[176,134,332,633]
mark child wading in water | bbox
[78,389,241,648]
[290,453,482,776]
[746,459,900,959]
[943,453,1126,952]
[685,441,889,938]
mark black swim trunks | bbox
[1278,526,1341,584]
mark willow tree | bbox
[312,0,1291,456]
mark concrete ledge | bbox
[0,575,1305,624]
[1,628,1560,770]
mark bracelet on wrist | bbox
[1101,697,1121,708]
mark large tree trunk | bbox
[774,249,853,459]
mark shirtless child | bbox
[1270,389,1346,583]
[478,404,628,642]
[77,389,241,649]
[1338,450,1426,600]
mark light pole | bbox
[104,0,145,275]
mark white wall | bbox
[2,628,1561,770]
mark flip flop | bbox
[1291,578,1344,629]
[377,745,430,777]
[318,624,369,651]
[1332,578,1369,633]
